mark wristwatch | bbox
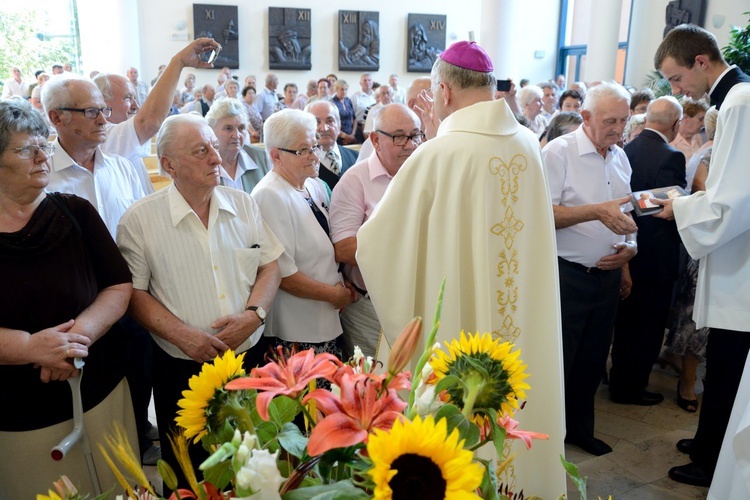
[246,305,267,325]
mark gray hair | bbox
[156,113,208,159]
[304,100,341,126]
[704,106,718,140]
[41,76,83,115]
[205,98,249,128]
[545,111,582,143]
[623,114,646,141]
[582,81,630,114]
[263,109,316,151]
[645,96,682,125]
[93,73,115,101]
[372,103,420,132]
[517,85,544,107]
[538,81,559,92]
[430,58,496,91]
[0,99,49,151]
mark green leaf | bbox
[434,374,464,394]
[280,480,370,500]
[201,459,234,491]
[278,422,309,459]
[269,395,302,425]
[435,404,480,447]
[560,455,587,500]
[256,420,279,450]
[477,458,501,500]
[486,409,507,458]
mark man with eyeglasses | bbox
[42,77,145,237]
[357,41,567,497]
[329,103,421,359]
[94,38,221,198]
[304,100,359,190]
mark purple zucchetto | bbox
[438,40,494,73]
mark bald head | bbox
[371,103,422,176]
[645,96,682,142]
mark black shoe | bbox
[565,435,613,456]
[610,390,664,406]
[676,439,693,455]
[668,462,712,487]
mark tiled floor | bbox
[145,360,709,499]
[564,361,709,499]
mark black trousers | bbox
[610,276,675,397]
[690,329,750,474]
[152,336,270,496]
[558,258,621,440]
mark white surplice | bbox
[357,98,566,499]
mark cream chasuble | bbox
[357,98,566,498]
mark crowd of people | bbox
[1,23,748,497]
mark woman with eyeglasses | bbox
[206,98,269,192]
[0,99,136,496]
[251,109,353,357]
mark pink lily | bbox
[303,372,407,456]
[225,347,340,421]
[498,414,549,450]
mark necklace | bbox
[275,170,307,193]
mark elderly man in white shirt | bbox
[42,77,146,237]
[542,82,638,457]
[117,114,283,494]
[94,38,221,197]
[2,66,28,99]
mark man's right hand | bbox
[179,38,222,69]
[177,325,229,363]
[597,195,638,235]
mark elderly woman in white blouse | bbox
[206,99,269,192]
[518,85,549,139]
[251,109,353,356]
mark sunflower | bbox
[430,331,529,417]
[176,350,247,443]
[368,415,483,499]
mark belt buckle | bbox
[586,266,597,274]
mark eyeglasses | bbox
[4,144,55,159]
[56,107,112,119]
[375,130,425,147]
[278,145,323,157]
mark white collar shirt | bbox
[351,90,376,123]
[257,87,279,121]
[116,185,285,359]
[102,120,155,195]
[542,125,632,267]
[2,78,28,99]
[48,138,147,238]
[220,149,259,189]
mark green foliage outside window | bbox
[0,9,78,85]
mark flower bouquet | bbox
[42,281,585,499]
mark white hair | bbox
[263,109,317,150]
[205,98,249,128]
[517,85,544,107]
[156,113,207,159]
[582,81,630,114]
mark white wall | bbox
[625,0,750,89]
[130,0,485,91]
[76,0,563,92]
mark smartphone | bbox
[200,47,221,65]
[496,79,512,92]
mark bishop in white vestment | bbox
[357,41,566,499]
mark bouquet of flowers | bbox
[42,282,583,500]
